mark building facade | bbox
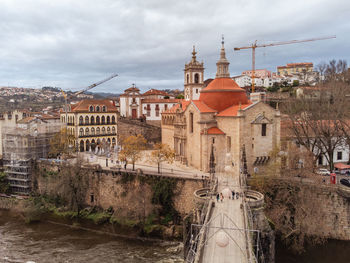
[162,41,280,174]
[60,99,118,152]
[277,62,313,76]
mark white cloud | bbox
[0,0,349,93]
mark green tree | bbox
[151,143,175,173]
[119,134,147,171]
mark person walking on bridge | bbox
[216,193,220,202]
[231,190,235,200]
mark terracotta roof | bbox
[206,127,225,135]
[141,99,181,103]
[192,100,216,113]
[143,89,169,96]
[69,99,118,113]
[216,102,252,117]
[17,116,36,124]
[199,78,249,112]
[124,87,140,92]
[162,100,189,114]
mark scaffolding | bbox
[2,118,61,194]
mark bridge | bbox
[185,168,265,263]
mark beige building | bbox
[60,99,118,152]
[162,41,280,174]
[277,62,313,76]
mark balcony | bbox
[78,133,117,138]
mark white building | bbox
[119,85,180,121]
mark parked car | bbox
[340,178,350,187]
[317,168,331,176]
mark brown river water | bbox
[0,211,183,263]
[1,210,350,263]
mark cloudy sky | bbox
[0,0,349,93]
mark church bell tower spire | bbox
[184,45,204,101]
[216,35,230,78]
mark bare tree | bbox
[151,143,175,173]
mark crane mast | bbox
[234,35,336,92]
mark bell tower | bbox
[184,46,204,101]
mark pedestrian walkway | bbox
[201,172,249,263]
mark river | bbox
[0,211,183,263]
[1,210,350,263]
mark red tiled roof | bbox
[216,102,252,117]
[69,99,118,113]
[192,100,216,113]
[162,100,189,114]
[141,99,181,103]
[143,89,169,96]
[206,127,225,135]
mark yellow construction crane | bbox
[234,35,336,92]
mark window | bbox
[186,74,189,84]
[212,138,215,144]
[89,106,94,112]
[102,127,106,135]
[101,116,105,124]
[85,128,89,136]
[132,98,136,104]
[164,104,168,111]
[8,114,12,120]
[96,116,100,124]
[190,113,194,133]
[79,116,83,125]
[107,127,111,134]
[91,116,95,125]
[147,104,151,117]
[79,128,84,136]
[318,155,323,165]
[261,124,267,136]
[112,127,116,134]
[194,73,199,83]
[196,89,198,94]
[96,127,100,135]
[337,151,343,160]
[227,136,231,152]
[96,106,100,112]
[155,104,160,117]
[112,116,116,124]
[91,127,95,135]
[85,116,89,124]
[107,116,110,124]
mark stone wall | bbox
[33,161,204,220]
[118,118,161,144]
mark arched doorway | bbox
[91,139,96,151]
[79,140,85,152]
[86,140,90,152]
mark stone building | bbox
[162,41,281,174]
[60,99,118,152]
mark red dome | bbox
[199,78,249,112]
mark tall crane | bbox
[61,73,118,149]
[234,35,336,92]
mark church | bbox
[161,40,281,174]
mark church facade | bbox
[162,42,280,174]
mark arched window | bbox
[89,106,94,112]
[101,116,105,124]
[194,73,199,83]
[107,127,111,134]
[112,116,116,124]
[186,74,189,84]
[91,116,95,125]
[102,127,106,135]
[80,140,84,152]
[102,106,106,112]
[79,128,84,136]
[107,116,110,124]
[91,127,95,135]
[112,127,116,134]
[79,116,83,125]
[96,106,100,112]
[72,116,75,124]
[96,127,100,135]
[86,140,90,151]
[85,116,89,124]
[85,128,89,136]
[190,112,194,133]
[96,116,100,125]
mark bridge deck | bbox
[201,173,249,263]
